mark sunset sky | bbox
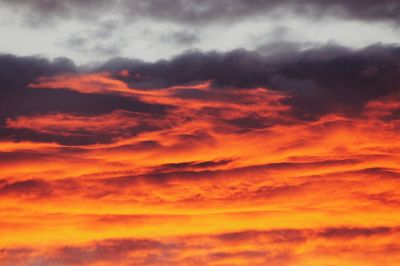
[0,1,400,265]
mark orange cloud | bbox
[6,110,142,136]
[1,72,400,265]
[29,73,133,94]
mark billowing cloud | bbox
[72,44,400,118]
[1,0,398,64]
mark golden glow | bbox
[1,73,399,265]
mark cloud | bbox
[160,31,200,46]
[4,110,164,145]
[0,179,51,199]
[60,20,128,58]
[318,226,393,239]
[101,44,400,118]
[0,55,172,144]
[0,44,400,265]
[154,158,235,172]
[2,0,400,26]
[2,226,400,265]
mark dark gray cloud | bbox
[2,0,400,26]
[0,54,171,145]
[0,0,109,26]
[161,31,199,46]
[0,54,169,118]
[104,44,400,119]
[60,20,127,57]
[1,44,399,145]
[64,37,126,57]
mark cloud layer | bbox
[3,0,400,25]
[0,42,399,265]
[0,0,399,63]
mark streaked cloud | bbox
[0,2,399,265]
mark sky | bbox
[1,0,400,63]
[0,1,400,266]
